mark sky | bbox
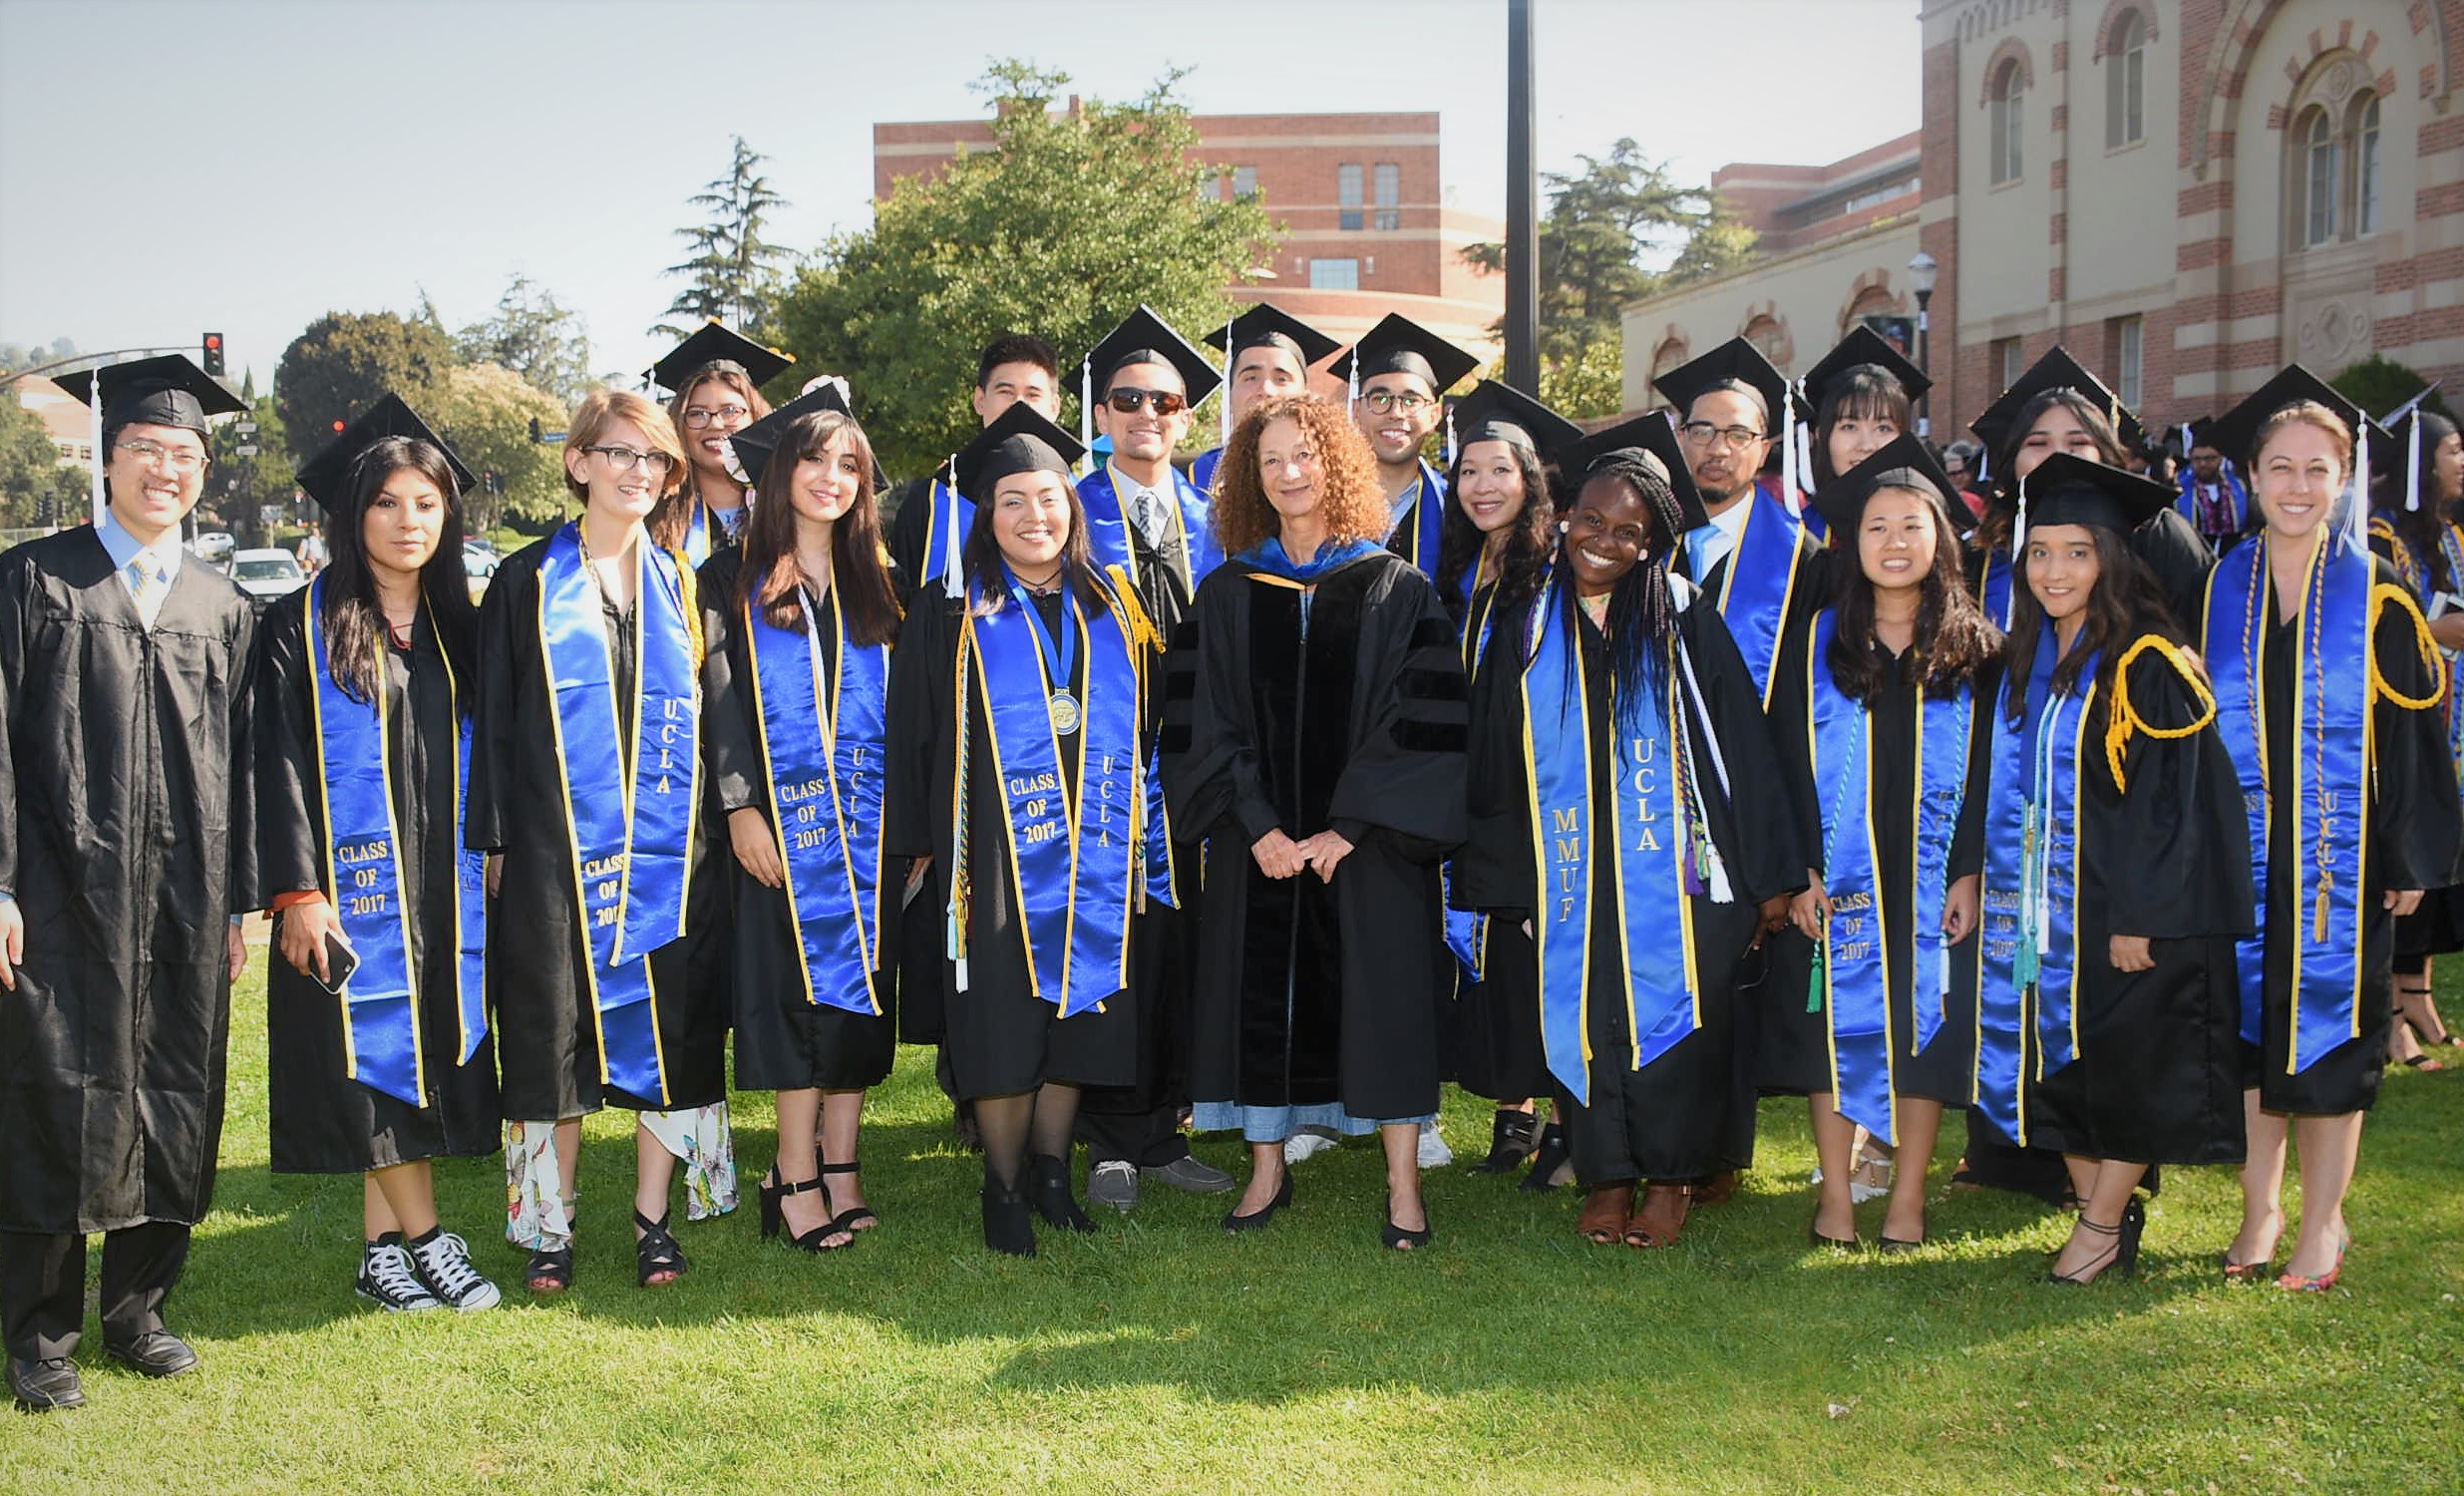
[0,0,1918,389]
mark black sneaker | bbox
[407,1230,501,1311]
[356,1239,443,1312]
[7,1356,84,1411]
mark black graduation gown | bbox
[1444,579,1546,1102]
[1456,593,1802,1183]
[1164,550,1467,1123]
[882,586,1144,1100]
[1756,636,1991,1107]
[698,550,899,1093]
[2366,529,2464,960]
[2242,559,2461,1113]
[2014,634,2255,1165]
[883,483,953,1045]
[882,476,935,584]
[0,531,258,1234]
[256,600,501,1173]
[467,540,728,1119]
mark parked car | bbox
[228,548,308,603]
[463,542,501,602]
[190,531,234,562]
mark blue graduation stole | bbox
[1077,464,1225,591]
[683,502,710,567]
[918,478,971,587]
[2176,469,2250,535]
[1700,487,1809,707]
[1977,544,2016,630]
[1443,582,1505,978]
[2371,516,2464,785]
[960,574,1152,1017]
[745,565,891,1013]
[536,524,700,1104]
[1521,581,1704,1105]
[303,580,488,1107]
[1190,446,1224,497]
[1804,612,1972,1144]
[1974,626,2097,1144]
[2204,533,2402,1073]
[1386,458,1449,577]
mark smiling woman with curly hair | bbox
[1164,394,1469,1252]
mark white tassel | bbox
[1220,315,1233,451]
[2408,410,2424,512]
[1346,348,1360,412]
[88,366,105,529]
[2343,422,2370,554]
[1443,404,1456,468]
[940,454,964,600]
[1079,360,1093,473]
[1779,382,1800,509]
[2011,470,2029,574]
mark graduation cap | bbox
[645,320,795,396]
[1202,302,1341,370]
[2381,384,2451,512]
[1562,410,1711,534]
[1074,305,1225,457]
[1448,380,1584,468]
[726,380,888,491]
[295,394,476,513]
[1328,313,1482,398]
[1650,335,1817,496]
[1968,345,2146,473]
[1808,433,1976,540]
[2013,451,2177,550]
[1800,325,1931,416]
[2205,364,2389,543]
[953,399,1086,507]
[54,354,244,439]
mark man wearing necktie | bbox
[0,357,258,1411]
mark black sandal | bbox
[777,1178,853,1253]
[524,1245,574,1296]
[633,1210,688,1287]
[1518,1123,1572,1193]
[820,1159,879,1235]
[1382,1192,1434,1251]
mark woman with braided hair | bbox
[1455,414,1802,1253]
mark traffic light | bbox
[201,332,225,377]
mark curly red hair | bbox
[1211,395,1389,557]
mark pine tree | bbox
[653,137,794,339]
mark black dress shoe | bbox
[8,1355,86,1410]
[105,1330,197,1378]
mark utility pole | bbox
[1505,0,1540,391]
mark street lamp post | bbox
[1908,250,1939,440]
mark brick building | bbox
[874,105,1505,359]
[1622,0,2464,443]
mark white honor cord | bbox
[1673,634,1733,801]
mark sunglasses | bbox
[1105,387,1188,417]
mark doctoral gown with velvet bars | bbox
[1164,550,1467,1123]
[882,586,1146,1100]
[2238,559,2461,1114]
[0,530,259,1234]
[697,550,898,1093]
[256,600,501,1174]
[467,540,728,1119]
[1456,594,1800,1182]
[1755,635,1992,1106]
[2011,634,2256,1165]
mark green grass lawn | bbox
[5,963,2461,1494]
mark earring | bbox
[1557,520,1571,534]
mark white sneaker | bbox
[356,1242,442,1312]
[407,1230,501,1311]
[1282,1129,1338,1164]
[1417,1119,1453,1170]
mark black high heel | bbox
[819,1159,878,1235]
[1224,1169,1293,1232]
[1382,1192,1433,1251]
[1470,1109,1542,1174]
[757,1171,786,1241]
[777,1177,852,1253]
[633,1210,688,1287]
[980,1179,1036,1257]
[1519,1123,1571,1193]
[2046,1198,2142,1285]
[1028,1153,1096,1233]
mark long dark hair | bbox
[1827,481,2002,700]
[1437,435,1558,622]
[734,410,901,646]
[1999,523,2172,727]
[961,467,1113,618]
[1546,453,1690,736]
[2385,410,2461,594]
[1810,366,1914,489]
[653,365,773,551]
[319,436,477,705]
[1975,389,2131,561]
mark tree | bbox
[0,337,79,376]
[0,383,87,529]
[2332,354,2455,424]
[274,311,457,464]
[1661,212,1761,290]
[204,392,297,548]
[431,362,570,534]
[654,136,796,339]
[457,274,594,408]
[768,62,1279,477]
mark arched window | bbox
[1990,60,2025,184]
[2354,94,2382,235]
[2300,107,2339,247]
[1743,315,1787,363]
[2105,12,2145,148]
[1648,339,1688,409]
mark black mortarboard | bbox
[295,394,476,513]
[1969,345,2146,458]
[1079,305,1224,405]
[1328,313,1481,395]
[1448,380,1584,467]
[1562,410,1711,533]
[2202,363,2376,473]
[54,354,245,438]
[2382,389,2455,511]
[646,321,795,395]
[1650,336,1812,430]
[1808,433,1976,539]
[1801,325,1931,416]
[1200,303,1342,370]
[726,380,888,491]
[953,400,1086,506]
[2017,451,2178,535]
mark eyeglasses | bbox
[1105,388,1188,417]
[1678,421,1767,451]
[680,404,752,430]
[584,445,677,475]
[1360,389,1434,415]
[115,439,206,474]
